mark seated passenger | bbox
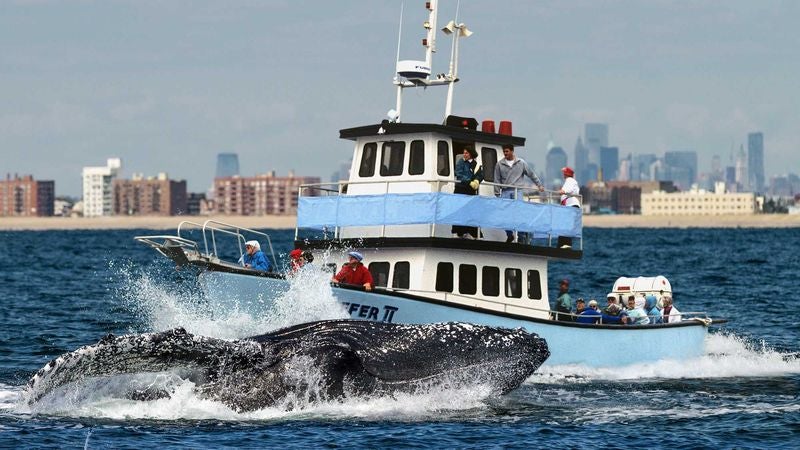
[662,296,682,323]
[331,251,373,291]
[241,240,270,271]
[600,303,625,324]
[625,296,650,325]
[577,299,601,324]
[289,248,304,274]
[645,294,663,324]
[575,298,586,316]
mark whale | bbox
[25,320,549,412]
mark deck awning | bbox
[297,193,582,238]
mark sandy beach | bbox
[1,213,799,231]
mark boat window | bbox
[359,142,377,177]
[435,262,454,292]
[368,262,390,288]
[380,141,405,176]
[482,266,500,297]
[459,264,477,295]
[392,261,410,289]
[409,140,425,175]
[527,270,542,300]
[437,141,450,176]
[481,147,498,182]
[505,268,522,298]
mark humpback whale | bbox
[25,320,549,412]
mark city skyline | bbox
[2,1,799,196]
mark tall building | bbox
[735,145,748,191]
[599,146,619,181]
[632,154,657,181]
[573,136,588,184]
[584,123,609,167]
[216,153,240,179]
[664,150,697,190]
[82,158,121,217]
[747,132,765,193]
[214,171,321,215]
[113,173,188,216]
[0,174,55,216]
[545,146,568,190]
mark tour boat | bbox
[135,1,723,367]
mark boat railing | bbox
[296,179,582,250]
[136,219,277,269]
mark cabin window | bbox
[409,140,425,175]
[359,142,377,177]
[324,263,337,274]
[392,261,410,289]
[527,270,542,300]
[437,141,450,176]
[368,262,390,288]
[459,264,477,295]
[505,268,522,298]
[435,262,454,292]
[380,141,405,176]
[481,147,498,182]
[482,266,500,297]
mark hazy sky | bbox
[2,0,799,196]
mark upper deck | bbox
[295,118,583,257]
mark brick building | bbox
[113,173,187,216]
[0,174,55,216]
[214,171,320,215]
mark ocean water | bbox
[1,227,799,449]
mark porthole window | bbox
[435,262,454,292]
[368,262,390,288]
[392,261,410,289]
[459,264,477,295]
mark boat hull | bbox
[198,270,708,367]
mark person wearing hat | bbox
[241,240,270,271]
[331,251,373,291]
[451,145,484,240]
[576,299,602,324]
[494,144,545,243]
[553,279,573,322]
[289,248,305,274]
[557,166,581,248]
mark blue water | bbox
[1,227,799,448]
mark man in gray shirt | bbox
[493,145,544,243]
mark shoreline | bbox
[0,214,799,231]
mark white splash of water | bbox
[531,331,800,382]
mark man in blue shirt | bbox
[241,240,270,271]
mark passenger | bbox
[600,303,625,324]
[241,240,270,272]
[575,298,586,316]
[557,166,580,248]
[645,294,663,324]
[577,299,602,324]
[601,293,618,314]
[662,296,682,323]
[553,279,573,322]
[493,144,544,243]
[331,251,373,291]
[289,248,304,273]
[625,296,650,325]
[451,145,484,240]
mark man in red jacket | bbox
[331,251,373,291]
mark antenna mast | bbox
[392,0,471,123]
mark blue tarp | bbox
[297,192,582,238]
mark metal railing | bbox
[296,178,583,250]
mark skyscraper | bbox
[747,132,765,193]
[584,123,609,168]
[599,146,619,181]
[545,146,568,190]
[735,145,748,191]
[573,136,588,184]
[82,158,121,217]
[664,151,698,190]
[216,153,240,179]
[633,154,657,181]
